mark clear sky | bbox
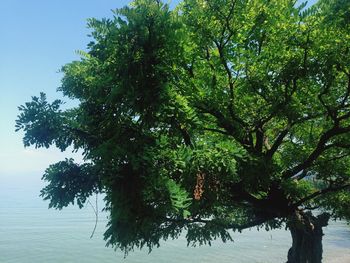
[0,0,316,176]
[0,0,134,175]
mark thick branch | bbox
[215,40,235,120]
[266,127,289,158]
[195,104,253,149]
[254,127,264,152]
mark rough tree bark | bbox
[286,211,330,263]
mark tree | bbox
[16,0,350,262]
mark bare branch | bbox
[320,153,350,164]
[265,112,325,158]
[165,214,271,232]
[283,125,350,179]
[337,110,350,122]
[329,142,350,149]
[254,78,298,131]
[292,183,350,208]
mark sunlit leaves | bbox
[16,0,350,255]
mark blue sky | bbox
[0,0,133,175]
[0,0,316,176]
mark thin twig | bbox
[87,193,98,239]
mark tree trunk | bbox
[286,211,330,263]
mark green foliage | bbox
[316,190,350,220]
[16,93,65,149]
[165,178,192,217]
[41,158,101,209]
[16,0,350,255]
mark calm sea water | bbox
[1,173,349,263]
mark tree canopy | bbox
[16,0,350,261]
